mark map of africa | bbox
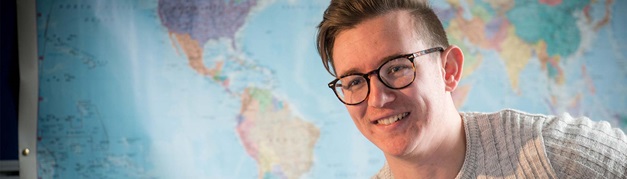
[35,0,626,178]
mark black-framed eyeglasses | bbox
[328,47,444,105]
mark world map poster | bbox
[34,0,626,178]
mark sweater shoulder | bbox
[541,113,627,178]
[459,109,557,178]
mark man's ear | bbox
[440,45,464,92]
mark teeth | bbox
[376,113,408,125]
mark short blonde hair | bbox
[316,0,449,76]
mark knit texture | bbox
[372,109,627,179]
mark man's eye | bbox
[345,78,364,89]
[387,65,411,75]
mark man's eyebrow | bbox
[337,52,406,78]
[338,68,361,78]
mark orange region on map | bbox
[594,0,613,31]
[454,16,491,48]
[237,88,319,179]
[534,40,564,85]
[446,18,484,79]
[169,32,225,80]
[582,1,613,31]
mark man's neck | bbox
[385,109,466,179]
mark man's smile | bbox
[373,112,410,125]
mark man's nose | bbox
[367,77,396,108]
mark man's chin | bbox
[376,140,412,158]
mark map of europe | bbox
[35,0,626,178]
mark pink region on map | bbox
[539,0,562,6]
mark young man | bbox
[316,0,627,178]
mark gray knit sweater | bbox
[373,109,627,178]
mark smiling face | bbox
[332,10,456,158]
